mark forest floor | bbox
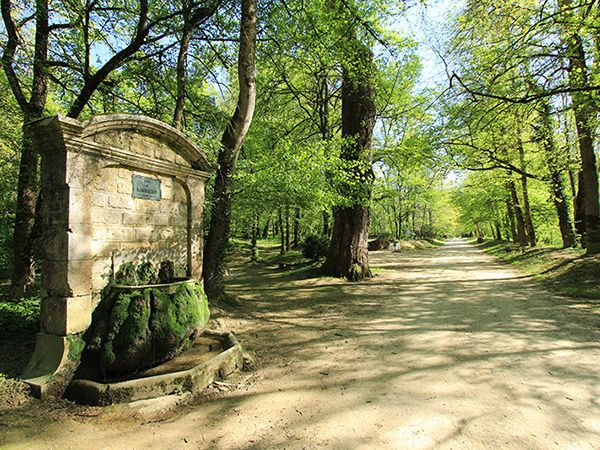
[2,238,600,449]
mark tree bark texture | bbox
[518,139,536,246]
[293,207,301,249]
[323,36,376,282]
[538,99,577,248]
[574,171,586,242]
[2,0,49,298]
[508,180,529,247]
[506,198,518,243]
[285,204,291,252]
[203,0,257,302]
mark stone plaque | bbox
[132,174,161,200]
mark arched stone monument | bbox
[22,114,214,397]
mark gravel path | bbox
[3,238,600,449]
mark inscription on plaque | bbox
[132,175,161,200]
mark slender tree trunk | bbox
[203,0,257,302]
[323,33,376,282]
[475,222,483,243]
[261,216,270,239]
[173,16,192,129]
[508,180,528,247]
[558,0,600,254]
[278,207,284,255]
[250,212,258,261]
[5,0,50,298]
[574,171,586,244]
[284,204,290,252]
[10,119,42,297]
[506,197,518,243]
[518,138,536,246]
[495,222,502,241]
[292,207,301,249]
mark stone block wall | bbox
[29,114,213,336]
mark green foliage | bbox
[301,234,330,260]
[0,297,40,339]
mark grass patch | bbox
[0,296,40,377]
[479,240,599,299]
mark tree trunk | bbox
[284,204,291,252]
[278,208,284,255]
[475,222,483,243]
[494,221,502,241]
[323,34,376,282]
[261,216,270,239]
[506,197,518,243]
[202,0,257,302]
[173,17,192,130]
[538,99,577,248]
[518,138,536,246]
[558,0,600,254]
[292,207,301,249]
[3,0,50,298]
[10,121,41,297]
[322,209,330,236]
[574,170,586,244]
[250,213,258,261]
[508,180,528,247]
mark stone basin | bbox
[67,330,242,406]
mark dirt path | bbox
[2,239,600,449]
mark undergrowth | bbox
[479,240,599,300]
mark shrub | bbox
[301,234,330,260]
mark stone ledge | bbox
[66,330,243,406]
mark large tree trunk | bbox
[322,36,376,282]
[507,180,528,247]
[558,0,600,254]
[202,0,257,302]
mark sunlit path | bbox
[4,239,599,449]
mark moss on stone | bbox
[100,292,133,369]
[85,280,209,377]
[67,335,86,362]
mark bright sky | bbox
[398,0,464,89]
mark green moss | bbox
[89,281,210,376]
[136,262,157,285]
[67,335,85,362]
[114,262,137,285]
[112,290,151,358]
[101,292,133,369]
